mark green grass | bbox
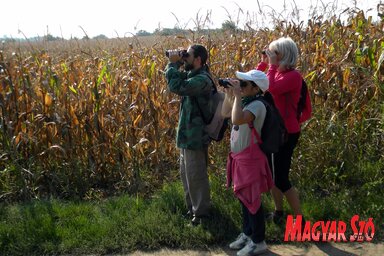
[0,173,382,255]
[0,175,238,255]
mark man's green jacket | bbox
[165,62,214,150]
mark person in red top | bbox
[256,37,309,225]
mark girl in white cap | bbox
[221,70,273,256]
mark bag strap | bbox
[201,70,218,93]
[194,95,209,124]
[246,122,263,156]
[248,122,263,144]
[194,71,218,124]
[286,78,305,121]
[246,97,267,144]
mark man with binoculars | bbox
[165,44,214,226]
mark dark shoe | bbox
[191,214,211,226]
[295,215,306,233]
[266,211,285,225]
[191,216,203,226]
[183,210,192,219]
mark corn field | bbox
[0,10,383,202]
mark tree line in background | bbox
[1,21,239,42]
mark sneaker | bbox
[229,233,250,250]
[237,240,267,256]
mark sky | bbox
[1,0,380,39]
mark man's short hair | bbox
[191,44,208,65]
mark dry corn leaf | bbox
[45,93,53,107]
[70,106,79,126]
[133,113,142,127]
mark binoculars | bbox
[165,50,189,58]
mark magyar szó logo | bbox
[284,215,375,242]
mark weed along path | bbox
[130,242,383,256]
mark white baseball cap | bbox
[235,70,269,92]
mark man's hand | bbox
[167,50,183,63]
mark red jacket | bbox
[257,62,311,133]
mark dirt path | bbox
[130,242,383,256]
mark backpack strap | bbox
[248,122,263,144]
[286,78,306,121]
[201,70,218,93]
[194,70,218,124]
[195,97,210,124]
[193,70,217,124]
[246,97,268,144]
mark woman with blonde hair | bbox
[257,37,311,225]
